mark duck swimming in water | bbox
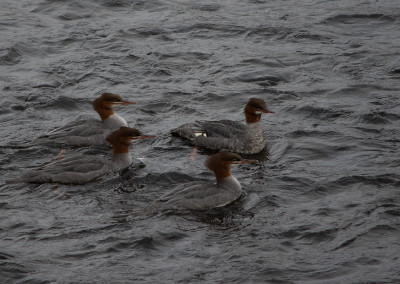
[21,93,136,147]
[139,150,257,213]
[171,98,274,154]
[9,127,155,184]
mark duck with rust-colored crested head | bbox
[171,98,274,154]
[9,127,156,184]
[20,92,137,147]
[138,150,257,213]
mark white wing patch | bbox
[194,132,207,137]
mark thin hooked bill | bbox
[262,109,275,114]
[134,135,156,140]
[120,101,137,105]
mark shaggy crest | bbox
[247,98,267,110]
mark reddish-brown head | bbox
[105,127,156,155]
[93,93,136,121]
[244,98,275,123]
[205,150,257,181]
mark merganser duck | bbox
[9,127,155,184]
[20,93,136,147]
[170,98,274,154]
[140,150,257,213]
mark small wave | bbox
[34,96,80,110]
[173,23,248,38]
[0,47,21,66]
[101,0,131,8]
[57,12,91,21]
[236,73,286,86]
[297,228,338,244]
[287,130,340,138]
[0,257,31,283]
[187,3,222,12]
[122,27,166,38]
[293,105,352,121]
[277,224,314,239]
[323,14,398,25]
[246,26,293,40]
[287,32,332,43]
[303,174,400,198]
[357,111,400,124]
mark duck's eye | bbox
[233,159,240,161]
[113,99,119,102]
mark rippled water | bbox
[1,0,400,283]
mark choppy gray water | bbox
[1,0,400,283]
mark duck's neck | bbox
[112,153,132,170]
[103,113,129,130]
[217,175,241,191]
[111,143,132,170]
[214,167,232,182]
[245,120,263,131]
[245,112,262,124]
[94,104,115,121]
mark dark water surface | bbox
[1,0,400,283]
